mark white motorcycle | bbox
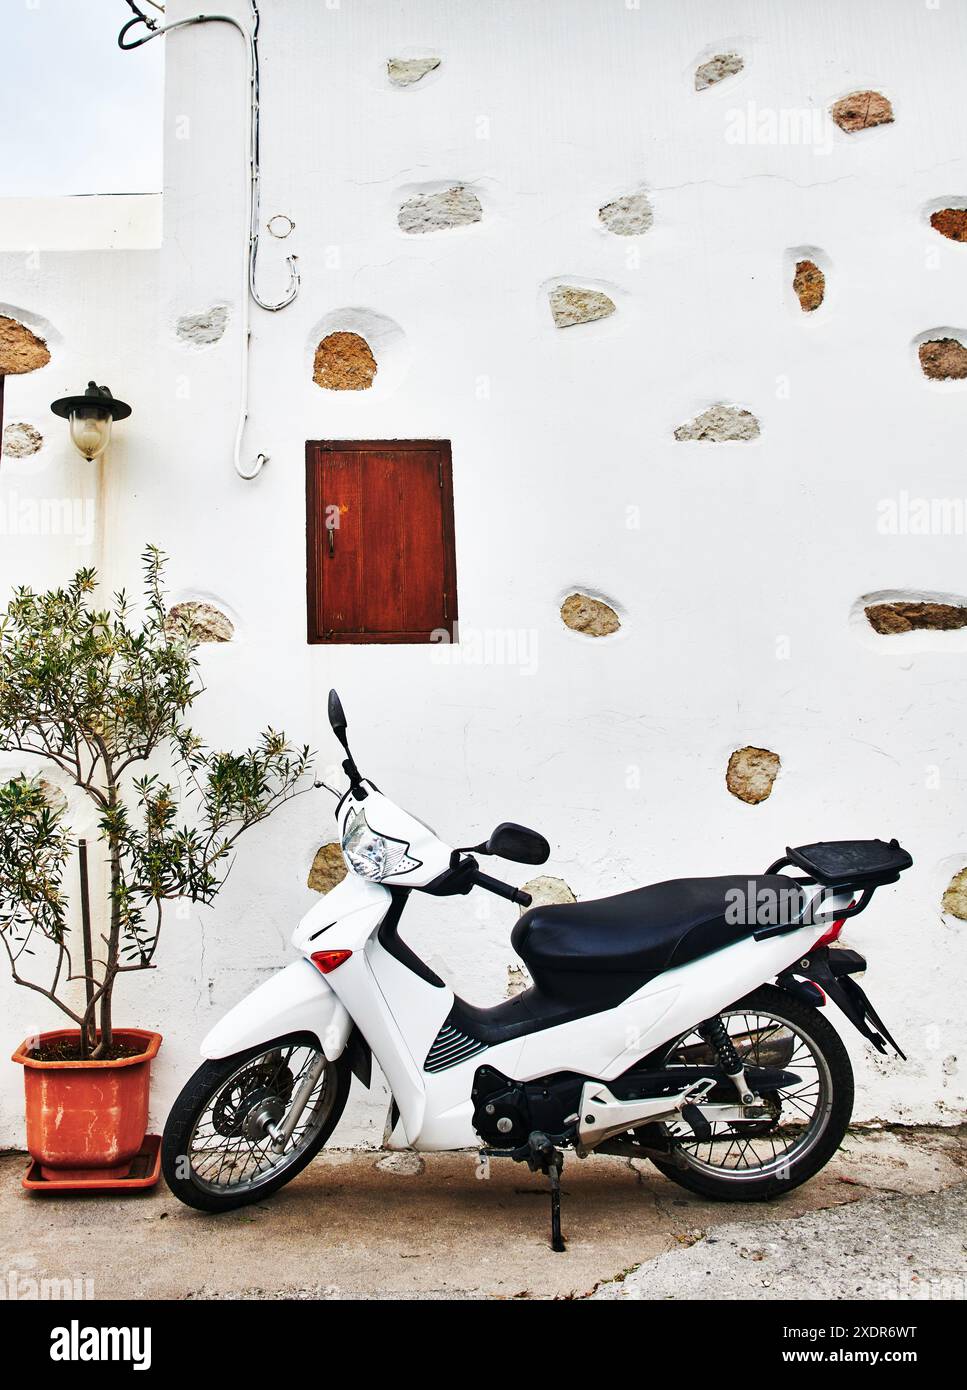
[162,691,910,1251]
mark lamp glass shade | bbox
[69,409,112,461]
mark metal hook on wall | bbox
[244,0,300,313]
[118,0,299,480]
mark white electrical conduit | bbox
[120,1,299,480]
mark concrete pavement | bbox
[593,1182,967,1300]
[1,1127,964,1300]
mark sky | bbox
[0,0,164,197]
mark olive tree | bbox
[0,547,312,1058]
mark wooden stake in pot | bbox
[78,838,96,1056]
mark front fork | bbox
[267,1051,329,1151]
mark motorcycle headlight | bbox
[341,808,419,881]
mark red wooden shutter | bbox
[306,441,458,644]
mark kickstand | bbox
[527,1131,566,1253]
[548,1158,565,1253]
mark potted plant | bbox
[0,547,312,1185]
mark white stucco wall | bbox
[0,196,162,253]
[2,0,967,1148]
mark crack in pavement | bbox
[590,1182,967,1301]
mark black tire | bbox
[161,1034,351,1213]
[649,984,854,1202]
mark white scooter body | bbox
[202,783,850,1153]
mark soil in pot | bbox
[30,1036,146,1063]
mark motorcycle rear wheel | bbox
[648,984,854,1202]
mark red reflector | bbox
[813,900,855,950]
[813,919,845,949]
[310,949,352,974]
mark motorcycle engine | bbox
[471,1066,582,1150]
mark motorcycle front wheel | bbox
[647,984,854,1202]
[161,1032,351,1213]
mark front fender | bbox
[201,958,352,1061]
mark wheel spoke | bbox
[186,1042,337,1196]
[658,1003,834,1182]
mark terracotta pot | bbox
[11,1028,162,1181]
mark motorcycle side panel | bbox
[200,958,352,1062]
[291,877,445,1145]
[411,918,829,1150]
[512,919,825,1078]
[324,943,438,1144]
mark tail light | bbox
[311,949,352,974]
[813,900,855,950]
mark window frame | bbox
[305,439,459,645]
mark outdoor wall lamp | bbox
[50,382,132,461]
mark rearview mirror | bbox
[328,689,348,749]
[484,822,549,865]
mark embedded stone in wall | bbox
[865,601,967,635]
[930,209,967,242]
[506,965,530,998]
[726,747,780,805]
[313,331,378,390]
[598,192,653,236]
[0,316,50,374]
[548,286,616,328]
[398,185,482,234]
[2,422,43,458]
[695,53,744,90]
[793,259,825,312]
[165,601,234,643]
[830,91,894,133]
[387,56,440,86]
[175,306,228,346]
[674,403,760,442]
[520,875,576,910]
[918,337,967,381]
[560,593,620,637]
[38,777,69,814]
[941,868,967,920]
[307,842,347,894]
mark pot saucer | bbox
[22,1134,162,1193]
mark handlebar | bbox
[471,869,532,908]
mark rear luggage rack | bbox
[776,838,913,889]
[754,838,913,940]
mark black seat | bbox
[511,875,805,1004]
